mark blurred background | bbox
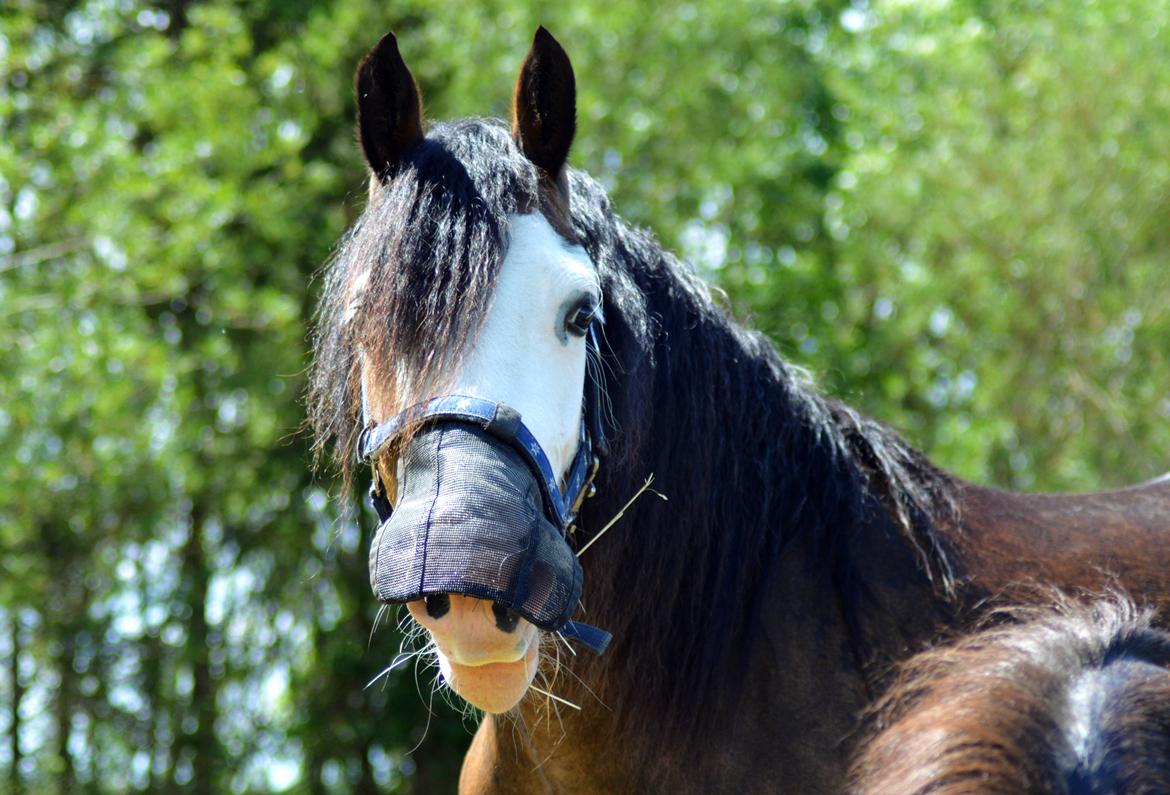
[2,0,1169,792]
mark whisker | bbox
[407,685,437,756]
[537,641,564,731]
[365,649,425,690]
[529,685,581,711]
[536,669,557,734]
[369,603,390,648]
[553,631,577,656]
[396,605,415,632]
[548,656,610,711]
[528,720,568,773]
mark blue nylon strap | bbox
[511,416,592,528]
[560,620,613,654]
[358,395,591,531]
[357,395,503,463]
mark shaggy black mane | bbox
[564,167,958,742]
[307,117,958,749]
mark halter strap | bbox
[357,394,595,532]
[358,325,607,530]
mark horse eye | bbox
[565,303,596,337]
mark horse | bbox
[851,593,1170,794]
[306,27,1170,794]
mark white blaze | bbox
[450,212,599,481]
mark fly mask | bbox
[358,326,612,654]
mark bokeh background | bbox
[2,0,1169,792]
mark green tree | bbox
[2,0,1168,792]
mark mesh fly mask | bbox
[358,326,612,654]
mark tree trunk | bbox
[54,631,75,795]
[143,634,171,795]
[180,501,218,795]
[8,615,22,795]
[305,744,327,795]
[356,740,378,795]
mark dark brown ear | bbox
[512,26,576,178]
[355,32,424,181]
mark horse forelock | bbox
[309,119,560,484]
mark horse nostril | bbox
[492,602,521,633]
[424,593,451,619]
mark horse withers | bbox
[308,27,1170,794]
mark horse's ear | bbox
[355,32,424,181]
[512,26,576,179]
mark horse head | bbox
[330,28,606,714]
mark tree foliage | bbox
[1,0,1167,791]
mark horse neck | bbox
[567,216,958,763]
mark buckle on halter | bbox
[569,453,601,517]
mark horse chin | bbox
[437,638,540,714]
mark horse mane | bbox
[564,168,959,746]
[851,593,1170,794]
[308,116,959,750]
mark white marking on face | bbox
[450,212,599,481]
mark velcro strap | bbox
[559,621,612,654]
